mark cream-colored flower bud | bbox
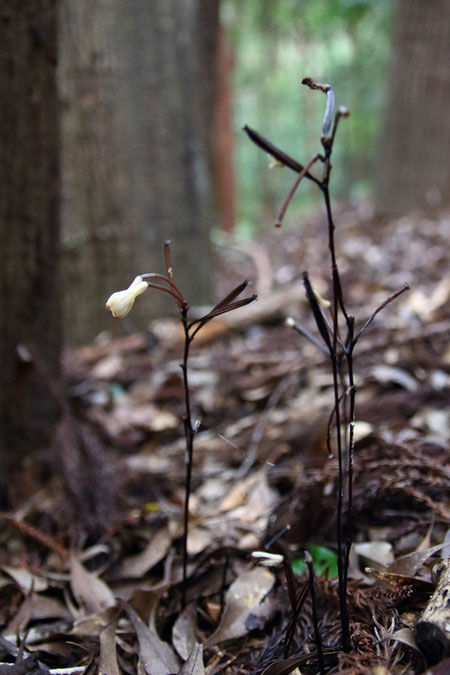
[250,551,284,567]
[313,288,331,309]
[267,154,284,169]
[106,276,148,318]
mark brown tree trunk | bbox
[0,1,60,504]
[59,0,219,344]
[375,0,450,216]
[214,24,235,232]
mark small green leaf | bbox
[291,558,307,575]
[291,545,338,578]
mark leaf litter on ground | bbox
[1,205,449,672]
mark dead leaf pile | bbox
[1,205,449,673]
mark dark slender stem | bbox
[243,94,410,662]
[189,294,257,334]
[141,272,186,306]
[319,303,348,352]
[322,188,350,322]
[325,388,347,459]
[321,183,351,652]
[287,319,330,355]
[306,553,325,675]
[164,240,174,280]
[143,281,185,306]
[283,574,308,659]
[243,125,321,186]
[219,553,229,619]
[266,524,291,549]
[180,307,194,609]
[343,319,356,592]
[283,558,298,621]
[329,109,347,149]
[140,248,256,611]
[353,283,410,346]
[275,154,320,227]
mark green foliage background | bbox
[222,0,392,235]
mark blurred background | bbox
[224,0,391,234]
[1,0,449,501]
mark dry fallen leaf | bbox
[389,543,448,576]
[118,528,172,578]
[124,601,180,675]
[178,643,205,675]
[354,541,394,568]
[3,594,33,637]
[91,353,124,379]
[70,555,116,616]
[206,566,275,647]
[219,470,277,527]
[172,603,198,661]
[30,593,72,621]
[99,615,121,675]
[352,420,373,442]
[187,527,213,556]
[390,627,421,652]
[1,566,48,593]
[371,365,418,391]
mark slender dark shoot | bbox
[305,551,325,675]
[106,243,256,608]
[245,77,409,653]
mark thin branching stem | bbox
[287,319,329,355]
[178,283,256,608]
[353,284,410,346]
[243,125,321,186]
[276,154,320,227]
[180,307,194,609]
[141,272,186,306]
[244,85,409,659]
[110,245,256,612]
[143,281,186,305]
[321,183,351,652]
[343,321,356,591]
[306,552,325,675]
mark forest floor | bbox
[1,202,449,674]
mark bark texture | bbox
[415,560,450,665]
[0,1,60,503]
[59,0,219,343]
[375,0,450,216]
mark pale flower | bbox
[250,551,284,567]
[313,288,331,309]
[106,276,148,318]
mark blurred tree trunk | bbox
[375,0,450,216]
[0,1,60,504]
[214,25,235,232]
[59,0,219,344]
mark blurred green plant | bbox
[222,0,392,230]
[292,545,339,578]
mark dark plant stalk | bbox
[219,552,229,618]
[320,181,351,652]
[178,285,256,608]
[180,306,194,609]
[245,79,409,656]
[108,245,256,610]
[243,125,321,186]
[275,154,320,228]
[283,567,308,659]
[305,552,325,675]
[286,318,329,355]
